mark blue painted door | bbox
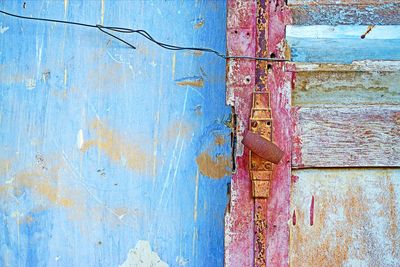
[0,1,230,266]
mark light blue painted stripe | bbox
[287,25,400,40]
[287,25,400,63]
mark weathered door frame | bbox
[225,1,292,266]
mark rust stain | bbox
[0,159,11,176]
[81,119,153,175]
[393,112,400,125]
[0,159,75,208]
[386,179,399,258]
[15,170,74,207]
[184,51,204,57]
[196,152,231,179]
[290,170,400,266]
[175,76,204,88]
[214,135,226,146]
[254,203,267,266]
[361,25,375,39]
[292,210,296,226]
[194,20,205,29]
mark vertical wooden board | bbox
[290,169,400,266]
[225,1,293,266]
[265,1,292,266]
[0,1,230,266]
[225,1,256,266]
[286,26,400,63]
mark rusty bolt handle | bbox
[242,131,284,164]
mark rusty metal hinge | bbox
[249,92,273,198]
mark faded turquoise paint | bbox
[287,25,400,63]
[0,1,230,266]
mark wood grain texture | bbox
[290,168,400,266]
[290,3,400,25]
[286,26,400,63]
[292,61,400,106]
[292,106,400,168]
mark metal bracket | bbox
[249,92,273,199]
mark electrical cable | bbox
[0,9,288,62]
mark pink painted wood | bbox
[225,1,256,266]
[225,0,293,266]
[265,1,292,265]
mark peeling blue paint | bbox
[0,1,229,266]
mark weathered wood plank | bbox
[289,0,400,4]
[290,168,400,267]
[224,1,256,266]
[225,1,292,266]
[287,26,400,63]
[290,3,400,25]
[292,106,400,168]
[292,61,400,106]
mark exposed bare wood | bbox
[292,106,400,168]
[290,168,400,266]
[292,62,400,106]
[289,3,400,25]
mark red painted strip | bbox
[310,195,315,226]
[291,175,299,184]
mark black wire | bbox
[0,9,288,62]
[96,25,136,49]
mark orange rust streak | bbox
[81,119,153,175]
[196,152,231,179]
[176,78,204,88]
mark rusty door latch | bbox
[242,92,284,198]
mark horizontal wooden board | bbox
[292,61,400,106]
[289,0,400,4]
[286,26,400,63]
[290,3,400,25]
[290,168,400,266]
[292,106,400,168]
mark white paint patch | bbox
[175,256,189,266]
[120,240,168,267]
[0,24,9,34]
[25,79,36,90]
[77,129,84,150]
